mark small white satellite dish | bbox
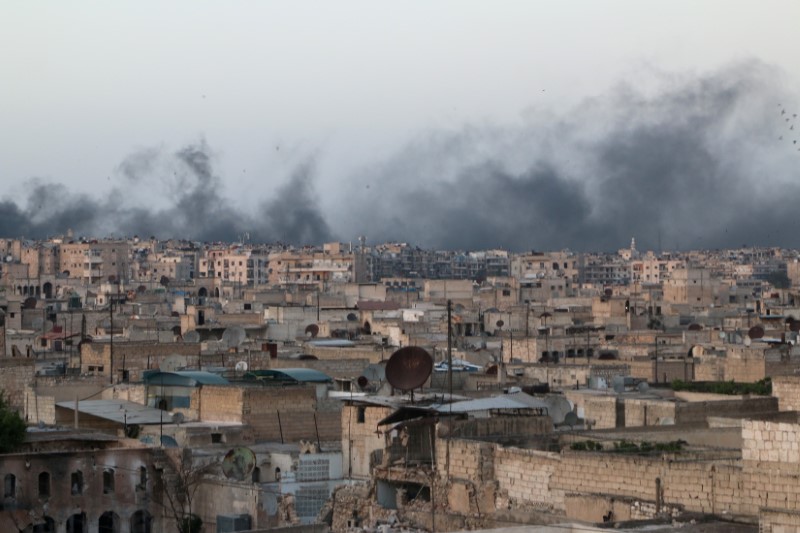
[744,336,752,347]
[235,361,248,372]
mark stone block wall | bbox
[199,385,244,423]
[0,357,35,411]
[494,447,564,512]
[583,395,618,429]
[772,376,800,411]
[623,398,676,427]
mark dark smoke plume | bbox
[1,60,797,251]
[0,140,332,244]
[339,59,800,251]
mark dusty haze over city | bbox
[2,2,799,251]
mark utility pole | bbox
[109,291,114,384]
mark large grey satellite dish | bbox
[637,382,650,393]
[160,354,188,372]
[613,382,625,394]
[564,412,579,428]
[183,330,201,343]
[222,326,246,348]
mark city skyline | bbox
[2,2,799,250]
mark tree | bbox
[0,391,26,453]
[157,448,216,533]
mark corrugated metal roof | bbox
[143,371,229,387]
[307,339,356,348]
[55,400,168,425]
[245,368,332,383]
[432,393,549,414]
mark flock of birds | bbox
[778,104,799,151]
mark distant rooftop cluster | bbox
[2,232,800,532]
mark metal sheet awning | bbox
[56,400,168,425]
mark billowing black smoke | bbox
[1,60,797,251]
[0,140,332,244]
[339,59,800,251]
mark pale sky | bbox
[1,1,799,248]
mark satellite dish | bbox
[496,320,505,328]
[221,447,256,481]
[719,331,726,340]
[305,324,320,338]
[235,361,248,372]
[613,382,625,394]
[183,330,201,343]
[23,297,37,309]
[357,376,369,389]
[160,354,188,372]
[748,325,765,339]
[691,345,704,357]
[222,326,247,348]
[637,382,650,393]
[172,412,185,425]
[687,323,703,331]
[385,347,433,391]
[744,337,752,347]
[564,412,579,427]
[346,313,358,322]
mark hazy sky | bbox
[2,2,799,250]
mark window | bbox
[211,433,223,443]
[138,467,147,491]
[4,473,15,498]
[71,470,84,495]
[357,407,366,423]
[103,468,115,494]
[39,472,50,498]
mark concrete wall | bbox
[341,404,392,479]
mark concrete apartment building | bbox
[59,240,130,284]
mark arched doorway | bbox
[32,517,55,533]
[43,282,53,299]
[198,287,208,298]
[99,511,120,533]
[66,512,87,533]
[130,510,152,533]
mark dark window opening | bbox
[66,512,87,533]
[38,471,50,498]
[138,466,147,491]
[103,468,115,494]
[211,433,223,443]
[71,470,84,495]
[357,407,366,423]
[4,473,15,498]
